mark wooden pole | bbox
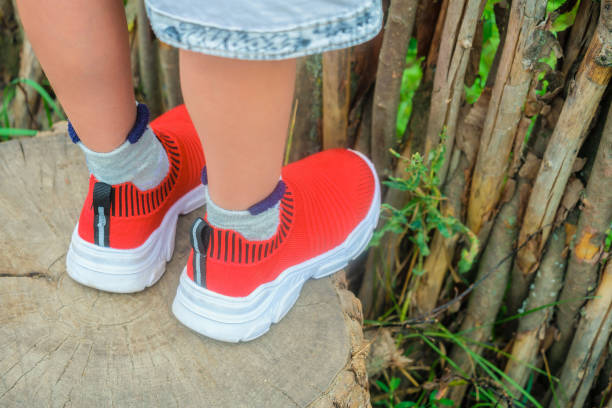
[515,0,612,283]
[370,0,418,176]
[322,48,351,150]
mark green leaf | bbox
[384,179,411,192]
[10,78,65,120]
[408,219,423,230]
[395,37,424,138]
[551,0,579,34]
[389,377,401,392]
[547,0,568,13]
[2,85,17,128]
[438,398,454,406]
[42,98,53,128]
[412,265,425,276]
[376,380,390,393]
[604,222,612,252]
[464,0,500,103]
[437,221,451,238]
[415,231,430,256]
[0,128,38,137]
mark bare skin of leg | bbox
[180,51,296,210]
[15,0,135,153]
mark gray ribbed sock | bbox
[78,126,169,190]
[205,187,281,241]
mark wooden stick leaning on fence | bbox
[423,0,485,185]
[503,225,567,399]
[447,174,520,405]
[466,0,547,236]
[515,0,612,300]
[370,0,418,177]
[549,98,612,371]
[553,260,612,408]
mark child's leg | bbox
[179,51,296,210]
[15,0,135,152]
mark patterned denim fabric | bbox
[144,0,382,60]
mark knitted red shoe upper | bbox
[186,148,376,297]
[77,105,205,249]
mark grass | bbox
[374,376,455,408]
[370,315,563,407]
[0,77,64,140]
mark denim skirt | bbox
[144,0,383,60]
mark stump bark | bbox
[0,127,371,408]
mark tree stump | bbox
[0,126,371,408]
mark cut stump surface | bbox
[0,126,370,408]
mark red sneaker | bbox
[66,105,206,293]
[173,149,380,342]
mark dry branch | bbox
[0,0,11,18]
[401,0,449,157]
[359,0,458,317]
[486,1,510,88]
[423,0,486,185]
[503,149,548,315]
[503,225,567,397]
[358,0,420,316]
[370,0,418,176]
[288,56,323,163]
[136,0,161,117]
[354,93,373,157]
[467,0,547,236]
[8,35,42,129]
[549,98,612,371]
[447,179,520,405]
[348,34,383,155]
[322,49,351,149]
[553,260,612,408]
[157,42,182,111]
[595,338,612,407]
[415,0,443,58]
[561,0,599,79]
[516,0,612,285]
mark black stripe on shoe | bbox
[124,184,129,215]
[118,185,123,216]
[224,230,229,262]
[190,218,211,288]
[93,182,113,247]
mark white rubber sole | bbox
[172,150,381,342]
[66,185,206,293]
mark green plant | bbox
[374,377,454,408]
[604,222,612,253]
[372,134,478,272]
[407,324,546,408]
[368,133,478,323]
[374,377,402,407]
[0,77,64,140]
[396,38,424,139]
